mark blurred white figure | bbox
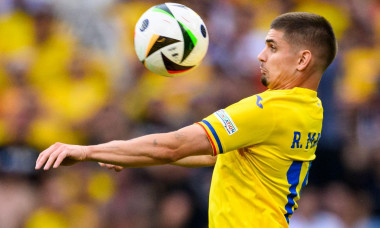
[290,187,345,228]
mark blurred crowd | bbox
[0,0,379,227]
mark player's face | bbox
[257,29,300,89]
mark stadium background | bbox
[0,0,379,227]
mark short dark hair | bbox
[271,12,337,71]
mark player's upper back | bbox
[259,87,323,161]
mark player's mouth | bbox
[260,63,267,71]
[260,66,267,75]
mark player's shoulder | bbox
[251,88,318,103]
[237,90,280,109]
[236,88,310,111]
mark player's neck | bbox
[296,72,321,91]
[270,73,321,91]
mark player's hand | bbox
[35,142,88,170]
[98,162,124,172]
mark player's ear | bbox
[296,50,312,71]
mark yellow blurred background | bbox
[0,0,379,227]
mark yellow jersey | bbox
[196,87,323,228]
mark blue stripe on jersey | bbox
[284,161,303,223]
[201,120,224,154]
[301,162,312,189]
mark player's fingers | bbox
[36,151,44,165]
[106,163,124,172]
[101,163,124,172]
[98,162,112,169]
[99,163,114,170]
[103,164,115,170]
[114,166,124,172]
[43,146,66,170]
[35,143,62,170]
[53,150,69,168]
[35,153,45,169]
[43,153,58,170]
[36,146,52,167]
[105,164,114,168]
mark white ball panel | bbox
[134,3,209,77]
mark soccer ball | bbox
[134,3,209,77]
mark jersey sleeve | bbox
[196,94,275,156]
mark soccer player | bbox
[35,12,337,227]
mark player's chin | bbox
[260,74,269,87]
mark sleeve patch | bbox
[214,109,238,135]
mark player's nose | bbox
[257,48,266,62]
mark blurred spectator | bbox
[156,191,194,228]
[0,50,40,174]
[290,187,345,228]
[310,59,345,186]
[82,101,133,144]
[323,182,380,228]
[0,176,37,228]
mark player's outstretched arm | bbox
[170,155,216,167]
[98,154,216,172]
[35,124,213,171]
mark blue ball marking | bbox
[200,24,207,38]
[140,19,149,32]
